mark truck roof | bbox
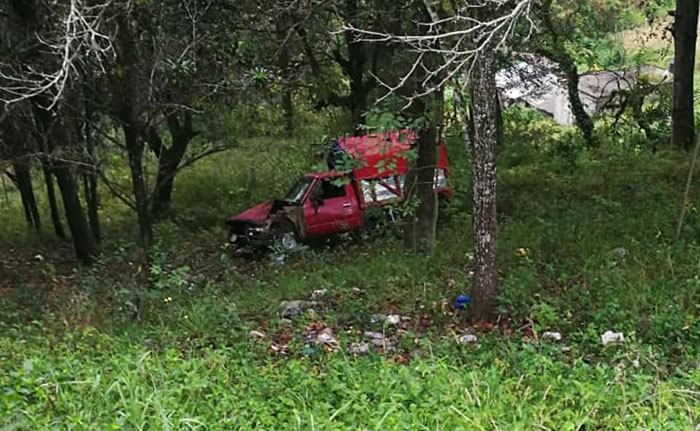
[316,129,416,180]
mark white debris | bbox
[601,331,625,346]
[632,359,640,368]
[386,314,401,325]
[33,254,44,262]
[249,330,266,341]
[364,331,386,346]
[562,346,571,354]
[316,328,340,350]
[311,289,328,300]
[457,334,478,344]
[542,331,562,342]
[348,342,370,355]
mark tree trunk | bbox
[125,123,154,250]
[12,161,41,231]
[564,63,595,147]
[468,48,500,323]
[411,126,439,251]
[152,113,194,218]
[83,82,101,242]
[41,159,65,238]
[53,160,97,263]
[116,13,154,252]
[672,0,699,150]
[277,5,294,138]
[345,0,367,134]
[539,0,595,147]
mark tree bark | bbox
[151,112,194,218]
[53,159,97,263]
[412,126,439,251]
[40,159,65,238]
[539,0,595,147]
[12,161,41,231]
[277,4,294,138]
[124,123,154,250]
[672,0,699,150]
[83,81,101,242]
[116,13,154,252]
[344,0,367,134]
[468,48,500,323]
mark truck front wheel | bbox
[271,222,300,252]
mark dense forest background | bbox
[1,0,700,429]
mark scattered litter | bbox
[316,328,340,350]
[348,342,370,355]
[279,300,316,318]
[386,314,401,325]
[541,331,562,342]
[457,334,478,344]
[311,289,328,300]
[351,287,364,295]
[364,331,386,346]
[372,314,403,325]
[601,331,625,346]
[249,330,266,341]
[268,343,289,355]
[278,318,293,327]
[301,347,316,356]
[453,294,471,309]
[613,247,629,263]
[33,254,44,262]
[562,346,571,354]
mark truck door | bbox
[303,178,361,237]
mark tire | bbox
[271,221,300,252]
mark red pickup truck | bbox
[227,130,452,253]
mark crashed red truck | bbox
[226,130,453,253]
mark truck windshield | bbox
[283,176,312,204]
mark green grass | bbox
[2,126,700,428]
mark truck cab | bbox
[227,130,452,253]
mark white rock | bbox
[542,331,562,342]
[457,334,478,344]
[601,331,625,346]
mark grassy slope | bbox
[1,133,700,428]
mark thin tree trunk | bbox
[83,80,101,242]
[41,159,65,238]
[671,0,699,150]
[539,0,595,147]
[277,4,294,138]
[12,161,41,231]
[53,159,97,263]
[116,13,154,253]
[413,126,439,251]
[345,0,367,134]
[467,47,500,323]
[125,124,154,250]
[152,113,194,218]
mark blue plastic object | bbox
[454,294,471,309]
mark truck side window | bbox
[321,179,346,199]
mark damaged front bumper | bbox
[228,221,270,254]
